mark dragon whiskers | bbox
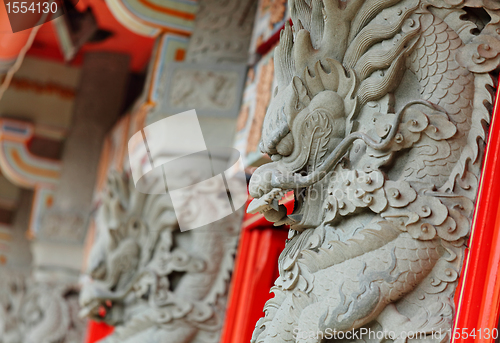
[271,100,445,189]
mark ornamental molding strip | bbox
[247,0,499,342]
[0,119,61,237]
[0,119,61,188]
[105,0,198,37]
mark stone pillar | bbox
[1,189,32,274]
[34,52,130,281]
[54,52,130,212]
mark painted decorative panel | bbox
[234,48,276,166]
[249,0,289,55]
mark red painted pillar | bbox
[453,76,500,341]
[222,76,500,343]
[220,197,294,343]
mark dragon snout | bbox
[249,164,275,198]
[276,133,294,156]
[260,108,290,156]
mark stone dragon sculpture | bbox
[79,171,240,343]
[248,0,500,342]
[0,272,84,343]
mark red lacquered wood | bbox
[453,76,500,342]
[220,210,288,343]
[85,320,114,343]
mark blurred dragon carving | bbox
[248,0,500,342]
[79,172,239,343]
[0,274,84,343]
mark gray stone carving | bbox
[158,62,247,119]
[248,0,499,342]
[185,0,257,64]
[79,172,240,343]
[0,192,86,343]
[0,272,85,343]
[171,69,239,110]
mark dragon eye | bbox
[130,219,141,230]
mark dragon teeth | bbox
[249,189,292,215]
[270,199,280,211]
[247,198,271,214]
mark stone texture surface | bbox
[10,52,131,343]
[150,62,247,121]
[247,1,500,342]
[0,193,86,343]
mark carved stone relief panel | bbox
[247,0,500,342]
[171,69,239,110]
[185,0,257,64]
[151,62,247,120]
[80,172,241,343]
[39,211,87,243]
[0,191,86,343]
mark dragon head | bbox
[248,22,357,229]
